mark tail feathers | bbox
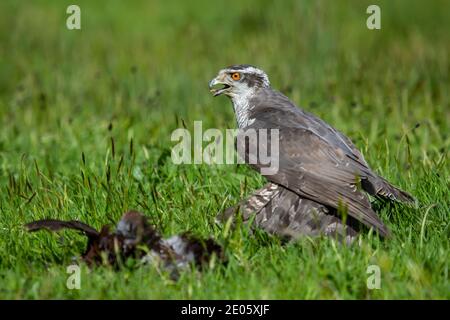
[376,177,416,205]
[25,219,99,239]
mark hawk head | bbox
[209,64,270,98]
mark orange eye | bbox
[231,72,241,81]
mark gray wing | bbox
[249,90,415,204]
[218,183,359,243]
[250,90,369,165]
[239,109,389,236]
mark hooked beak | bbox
[209,75,231,97]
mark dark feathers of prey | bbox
[25,211,223,277]
[210,65,415,241]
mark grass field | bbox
[0,0,448,299]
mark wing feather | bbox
[238,112,389,236]
[25,219,99,238]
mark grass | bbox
[0,0,448,299]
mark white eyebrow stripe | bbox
[224,66,270,87]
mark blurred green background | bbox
[0,0,448,299]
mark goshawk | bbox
[209,64,415,242]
